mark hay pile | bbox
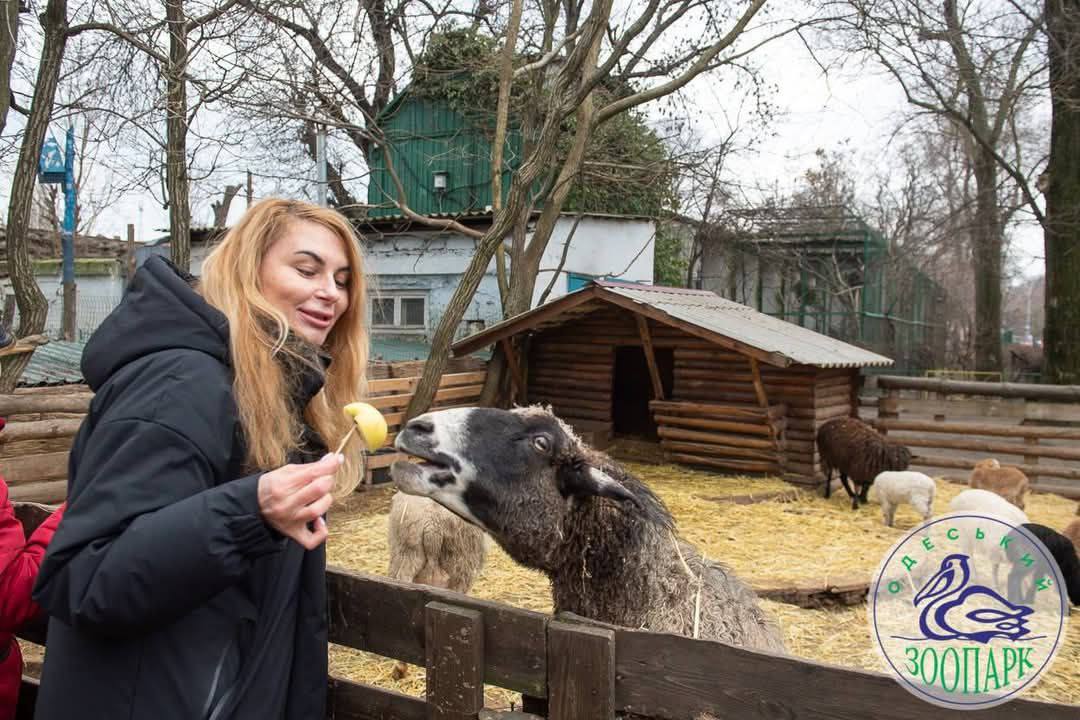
[326,463,1080,707]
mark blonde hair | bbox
[200,198,368,497]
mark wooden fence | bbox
[15,563,1079,719]
[0,358,486,502]
[866,375,1080,498]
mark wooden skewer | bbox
[332,424,371,485]
[334,424,357,455]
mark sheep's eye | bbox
[531,435,551,453]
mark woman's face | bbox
[259,219,351,346]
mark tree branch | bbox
[595,0,767,125]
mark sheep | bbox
[1004,523,1080,607]
[816,417,912,510]
[386,491,488,679]
[1064,518,1080,556]
[949,489,1030,586]
[389,405,786,658]
[968,458,1029,510]
[866,471,935,527]
[948,488,1029,526]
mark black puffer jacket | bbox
[32,256,328,720]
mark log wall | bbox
[670,347,857,484]
[0,357,487,503]
[523,305,857,484]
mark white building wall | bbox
[364,215,656,339]
[532,215,655,306]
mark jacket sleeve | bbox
[32,413,285,638]
[0,494,65,632]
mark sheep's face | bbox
[975,458,1001,470]
[391,406,638,568]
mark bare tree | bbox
[840,0,1046,373]
[1,0,71,392]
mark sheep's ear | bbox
[557,458,642,509]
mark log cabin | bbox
[450,280,893,487]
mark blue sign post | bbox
[38,126,77,340]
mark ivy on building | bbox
[409,28,676,220]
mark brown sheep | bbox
[816,417,911,510]
[386,491,488,679]
[390,406,785,656]
[968,458,1029,510]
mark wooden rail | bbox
[18,564,1079,719]
[876,375,1080,401]
[869,378,1080,498]
[0,365,486,501]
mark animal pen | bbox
[13,551,1079,719]
[867,374,1080,500]
[450,280,892,487]
[702,205,947,376]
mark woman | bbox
[31,199,368,720]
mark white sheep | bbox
[386,491,489,679]
[948,488,1030,526]
[867,471,936,527]
[948,488,1030,585]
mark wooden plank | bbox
[659,440,775,462]
[547,620,615,720]
[367,371,488,395]
[635,315,665,402]
[874,418,1080,440]
[649,400,779,420]
[910,454,1080,481]
[9,479,67,504]
[500,339,525,404]
[368,384,483,411]
[611,623,1077,720]
[887,434,1080,461]
[654,414,771,437]
[877,374,1080,401]
[668,453,778,474]
[328,677,427,720]
[326,568,548,696]
[529,376,613,393]
[0,418,83,444]
[657,427,774,449]
[1025,401,1080,423]
[0,394,92,416]
[0,451,69,485]
[426,602,484,720]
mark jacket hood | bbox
[82,256,230,391]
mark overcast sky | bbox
[6,4,1047,282]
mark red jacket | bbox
[0,477,64,720]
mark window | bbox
[371,294,428,330]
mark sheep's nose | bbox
[406,418,435,436]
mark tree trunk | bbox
[404,0,611,421]
[971,151,1004,373]
[1044,0,1080,384]
[0,0,69,393]
[166,0,191,271]
[0,0,20,136]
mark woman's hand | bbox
[257,453,342,549]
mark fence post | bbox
[426,601,484,720]
[1024,436,1039,487]
[879,388,900,431]
[547,619,616,720]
